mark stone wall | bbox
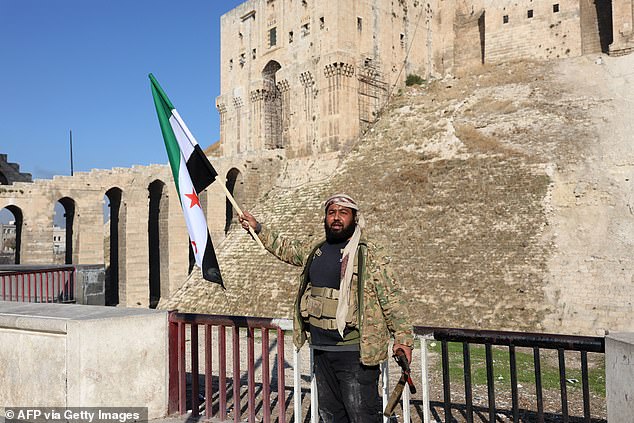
[215,0,632,163]
[0,153,283,309]
[217,0,431,158]
[610,0,634,55]
[482,0,583,62]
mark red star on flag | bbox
[185,189,201,209]
[191,240,198,254]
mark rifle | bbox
[383,348,417,418]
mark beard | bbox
[325,220,356,244]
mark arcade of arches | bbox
[0,155,281,308]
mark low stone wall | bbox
[0,302,168,419]
[606,333,634,421]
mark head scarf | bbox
[323,194,366,337]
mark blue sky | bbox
[0,0,245,180]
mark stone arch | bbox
[225,168,244,234]
[148,179,169,309]
[104,187,124,306]
[594,0,613,54]
[262,60,283,149]
[0,205,23,264]
[57,197,77,265]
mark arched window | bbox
[0,205,23,264]
[56,197,77,265]
[104,187,124,306]
[262,60,283,149]
[225,168,244,234]
[148,180,169,309]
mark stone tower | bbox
[216,0,430,158]
[216,0,632,160]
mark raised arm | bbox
[239,211,308,267]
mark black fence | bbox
[414,326,605,423]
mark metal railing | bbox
[168,313,606,423]
[0,266,75,303]
[168,312,293,422]
[414,327,605,423]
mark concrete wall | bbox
[0,302,168,419]
[606,333,634,421]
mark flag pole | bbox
[219,184,266,250]
[69,130,74,176]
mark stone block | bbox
[606,332,634,421]
[0,301,168,419]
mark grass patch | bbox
[428,342,605,397]
[406,73,425,86]
[454,123,527,159]
[454,123,504,153]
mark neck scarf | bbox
[323,194,365,337]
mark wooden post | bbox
[219,183,266,250]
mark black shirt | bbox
[307,240,360,348]
[308,240,346,289]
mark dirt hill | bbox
[162,54,634,335]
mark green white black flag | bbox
[149,73,223,286]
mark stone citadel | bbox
[217,0,632,158]
[1,0,633,334]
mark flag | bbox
[149,73,223,286]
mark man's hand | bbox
[239,210,258,232]
[384,347,417,419]
[393,344,412,365]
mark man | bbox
[239,194,413,423]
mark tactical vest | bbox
[298,242,366,333]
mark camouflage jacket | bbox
[258,225,414,366]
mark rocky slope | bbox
[162,54,634,335]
